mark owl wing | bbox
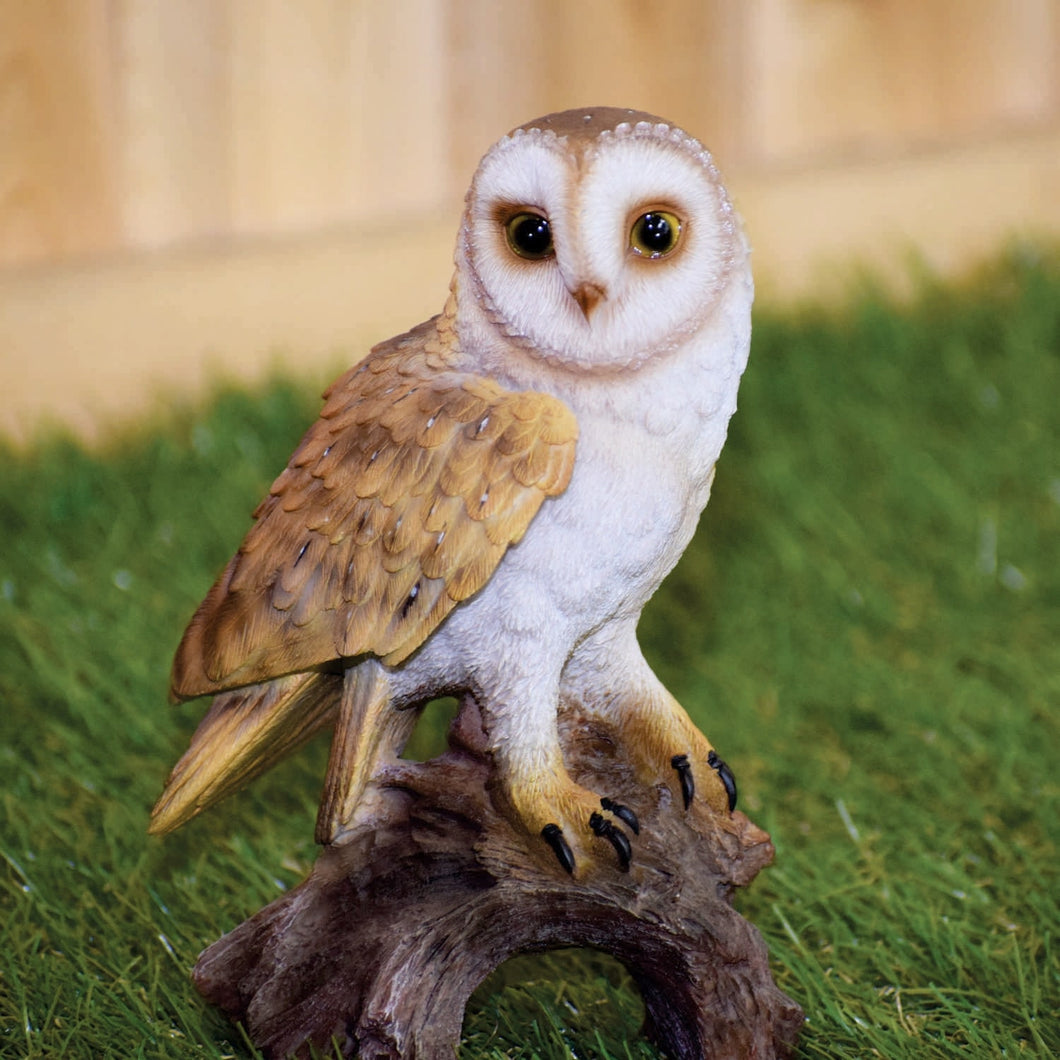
[170,328,579,701]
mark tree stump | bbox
[193,695,804,1059]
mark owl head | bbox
[455,107,750,375]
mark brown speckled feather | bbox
[170,319,578,701]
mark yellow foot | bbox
[506,776,640,877]
[670,750,738,813]
[618,710,739,818]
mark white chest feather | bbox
[478,277,751,646]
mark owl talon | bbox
[541,823,576,874]
[708,750,738,811]
[600,797,639,835]
[589,811,632,872]
[671,753,694,810]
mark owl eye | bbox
[505,212,554,260]
[629,211,682,258]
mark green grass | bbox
[2,245,1058,1058]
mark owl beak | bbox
[570,281,607,320]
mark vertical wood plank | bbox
[114,0,230,248]
[743,0,1059,166]
[228,0,451,234]
[348,0,450,217]
[444,1,749,187]
[228,0,352,234]
[538,0,747,161]
[933,0,1058,131]
[0,0,119,265]
[443,0,551,190]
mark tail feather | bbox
[315,661,400,844]
[149,671,341,835]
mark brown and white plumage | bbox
[171,320,577,696]
[151,107,752,875]
[152,316,577,839]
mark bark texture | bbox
[193,696,803,1059]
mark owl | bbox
[150,107,752,877]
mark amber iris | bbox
[630,211,681,258]
[506,212,554,259]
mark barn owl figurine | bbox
[150,107,752,877]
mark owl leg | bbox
[315,660,407,844]
[496,741,640,876]
[481,669,638,877]
[563,624,737,818]
[610,682,737,816]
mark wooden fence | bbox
[2,0,1059,439]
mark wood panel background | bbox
[2,0,1059,440]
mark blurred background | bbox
[2,0,1059,442]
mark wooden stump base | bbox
[193,697,803,1059]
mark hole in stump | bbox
[463,949,647,1057]
[400,696,460,761]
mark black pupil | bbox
[638,213,674,253]
[512,215,551,256]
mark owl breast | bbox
[484,291,749,647]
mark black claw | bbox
[708,750,738,811]
[589,812,632,872]
[671,753,694,810]
[600,797,640,835]
[541,823,575,874]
